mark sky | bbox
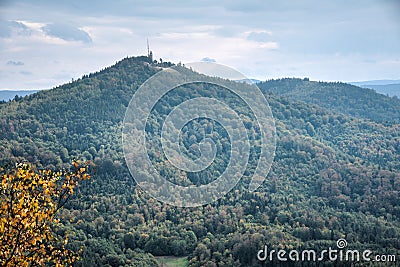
[0,0,399,90]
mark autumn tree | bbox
[0,161,90,266]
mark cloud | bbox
[19,70,32,75]
[0,20,31,38]
[41,23,92,43]
[201,57,216,62]
[246,31,272,43]
[7,60,24,66]
[258,42,279,50]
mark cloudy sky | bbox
[1,0,399,90]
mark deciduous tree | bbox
[0,161,90,266]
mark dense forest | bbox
[1,56,399,266]
[257,78,400,123]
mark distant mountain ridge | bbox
[257,78,400,122]
[235,78,261,84]
[351,79,400,86]
[0,90,38,101]
[361,83,400,97]
[350,79,400,97]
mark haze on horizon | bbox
[0,0,399,90]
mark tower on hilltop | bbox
[147,38,153,62]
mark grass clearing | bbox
[156,256,188,267]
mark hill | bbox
[1,56,399,266]
[358,83,400,97]
[350,80,400,97]
[257,78,400,123]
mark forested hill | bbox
[257,78,400,123]
[1,56,399,266]
[0,56,166,167]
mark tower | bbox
[147,38,153,62]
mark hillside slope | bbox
[257,78,400,123]
[1,57,399,267]
[361,83,400,97]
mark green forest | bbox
[1,56,399,266]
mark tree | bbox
[305,122,315,136]
[0,161,90,266]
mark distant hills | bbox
[362,83,400,97]
[234,77,400,97]
[351,79,400,86]
[0,90,38,101]
[350,79,400,97]
[257,78,400,122]
[235,78,261,84]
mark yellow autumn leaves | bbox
[0,162,90,267]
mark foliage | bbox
[257,78,400,123]
[0,162,90,266]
